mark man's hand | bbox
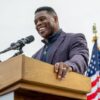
[54,62,72,79]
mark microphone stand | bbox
[11,47,23,57]
[12,49,23,57]
[0,45,24,59]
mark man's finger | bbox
[54,63,59,73]
[61,67,67,79]
[57,62,64,79]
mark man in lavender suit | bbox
[32,6,89,79]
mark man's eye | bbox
[40,17,46,21]
[34,17,46,25]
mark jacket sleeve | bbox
[64,33,89,74]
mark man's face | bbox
[34,11,57,39]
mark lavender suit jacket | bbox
[32,31,89,74]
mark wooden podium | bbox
[0,55,91,100]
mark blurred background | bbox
[0,0,100,61]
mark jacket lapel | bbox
[46,32,65,63]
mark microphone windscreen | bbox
[25,35,35,44]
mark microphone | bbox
[0,35,34,54]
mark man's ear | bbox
[53,15,58,23]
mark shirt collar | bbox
[42,29,62,45]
